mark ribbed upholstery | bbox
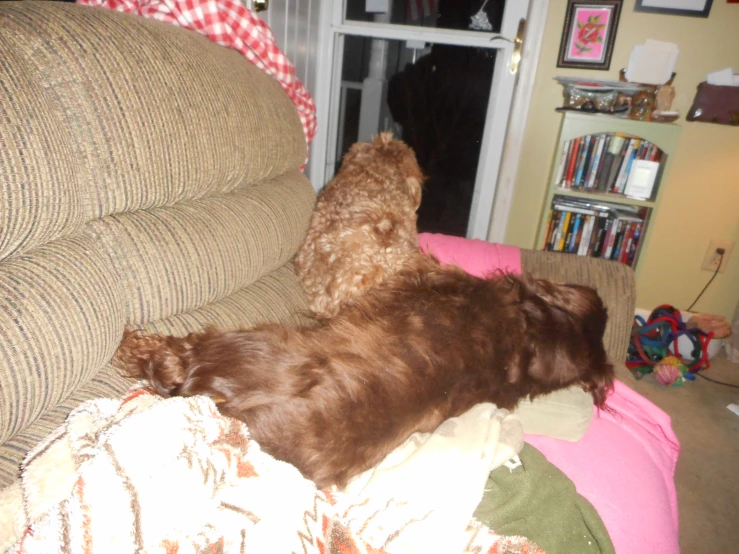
[0,1,306,259]
[139,264,311,337]
[0,2,316,487]
[0,32,83,261]
[521,250,636,370]
[90,174,314,324]
[0,362,132,486]
[0,235,127,446]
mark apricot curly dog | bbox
[294,132,425,318]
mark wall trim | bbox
[487,0,550,244]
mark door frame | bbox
[308,0,550,241]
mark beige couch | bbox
[0,0,636,497]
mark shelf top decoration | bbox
[554,70,679,123]
[555,77,646,117]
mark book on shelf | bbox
[554,133,663,199]
[542,196,647,266]
[613,138,639,194]
[623,159,660,200]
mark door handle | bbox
[254,0,268,12]
[509,18,526,75]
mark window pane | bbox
[336,35,495,237]
[345,0,506,34]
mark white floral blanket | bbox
[0,386,543,554]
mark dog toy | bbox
[627,304,713,381]
[653,356,689,387]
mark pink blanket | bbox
[419,233,522,277]
[526,382,680,554]
[419,233,681,554]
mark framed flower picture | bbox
[557,0,623,70]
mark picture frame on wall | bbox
[634,0,713,18]
[557,0,623,71]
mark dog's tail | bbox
[112,330,194,398]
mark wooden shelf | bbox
[551,188,657,209]
[537,112,681,274]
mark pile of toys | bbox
[627,305,730,386]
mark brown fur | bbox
[294,132,425,318]
[114,259,614,489]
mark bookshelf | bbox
[536,112,681,272]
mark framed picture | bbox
[634,0,713,17]
[557,0,623,70]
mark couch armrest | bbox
[521,250,635,376]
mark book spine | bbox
[619,222,637,264]
[596,218,612,258]
[606,137,628,192]
[588,215,607,257]
[592,135,611,190]
[565,138,581,187]
[548,210,563,250]
[636,140,649,160]
[580,135,596,188]
[645,143,655,161]
[617,144,640,194]
[578,215,594,256]
[555,141,571,187]
[614,139,637,194]
[555,211,571,252]
[627,222,643,266]
[603,218,620,259]
[586,135,606,189]
[611,220,628,261]
[568,213,583,253]
[560,213,576,252]
[574,136,591,188]
[650,146,662,162]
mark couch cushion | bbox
[139,263,310,336]
[0,1,307,260]
[0,235,126,447]
[521,250,635,366]
[0,28,83,262]
[89,173,314,324]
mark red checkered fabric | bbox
[77,0,317,150]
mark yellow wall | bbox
[506,0,739,318]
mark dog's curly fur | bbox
[294,132,425,318]
[114,258,614,489]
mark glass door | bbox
[319,0,530,239]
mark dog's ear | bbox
[521,275,608,340]
[398,146,424,210]
[518,276,613,406]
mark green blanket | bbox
[473,443,615,554]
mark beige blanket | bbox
[0,386,542,553]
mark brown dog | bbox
[294,132,425,318]
[114,260,614,489]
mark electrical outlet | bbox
[701,239,734,272]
